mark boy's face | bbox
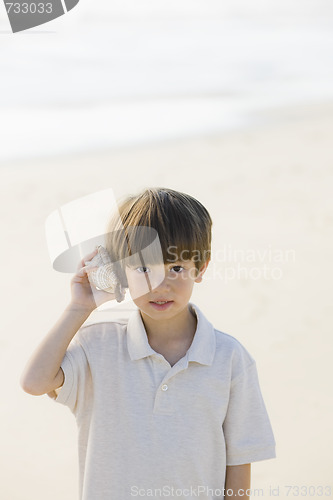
[125,258,209,319]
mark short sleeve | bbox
[223,361,276,465]
[50,335,92,417]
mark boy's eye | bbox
[134,265,185,274]
[136,266,150,273]
[170,266,184,273]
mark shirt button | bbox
[161,384,168,391]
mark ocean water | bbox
[0,0,333,162]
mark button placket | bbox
[153,358,189,415]
[153,382,172,415]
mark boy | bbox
[21,187,276,500]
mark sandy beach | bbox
[1,101,333,499]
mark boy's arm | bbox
[20,304,93,395]
[224,464,251,499]
[20,248,116,396]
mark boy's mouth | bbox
[149,300,174,310]
[150,300,173,304]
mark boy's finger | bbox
[76,267,87,277]
[76,248,99,271]
[83,247,99,261]
[83,265,99,274]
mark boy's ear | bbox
[195,260,210,283]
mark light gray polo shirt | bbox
[53,302,276,500]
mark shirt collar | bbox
[126,302,216,366]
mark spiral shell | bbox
[84,246,126,302]
[88,263,118,290]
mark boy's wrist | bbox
[65,302,95,317]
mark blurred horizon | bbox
[1,0,333,162]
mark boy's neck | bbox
[139,304,197,348]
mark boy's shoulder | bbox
[75,304,139,344]
[74,317,128,349]
[73,305,256,380]
[195,301,252,358]
[214,327,253,354]
[212,326,256,379]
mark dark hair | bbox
[105,187,212,287]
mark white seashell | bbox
[85,245,112,268]
[88,263,118,290]
[84,246,126,302]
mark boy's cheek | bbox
[129,284,150,300]
[126,269,168,294]
[126,276,154,300]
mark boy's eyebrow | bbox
[166,259,194,266]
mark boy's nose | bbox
[147,266,169,292]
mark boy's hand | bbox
[70,248,117,312]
